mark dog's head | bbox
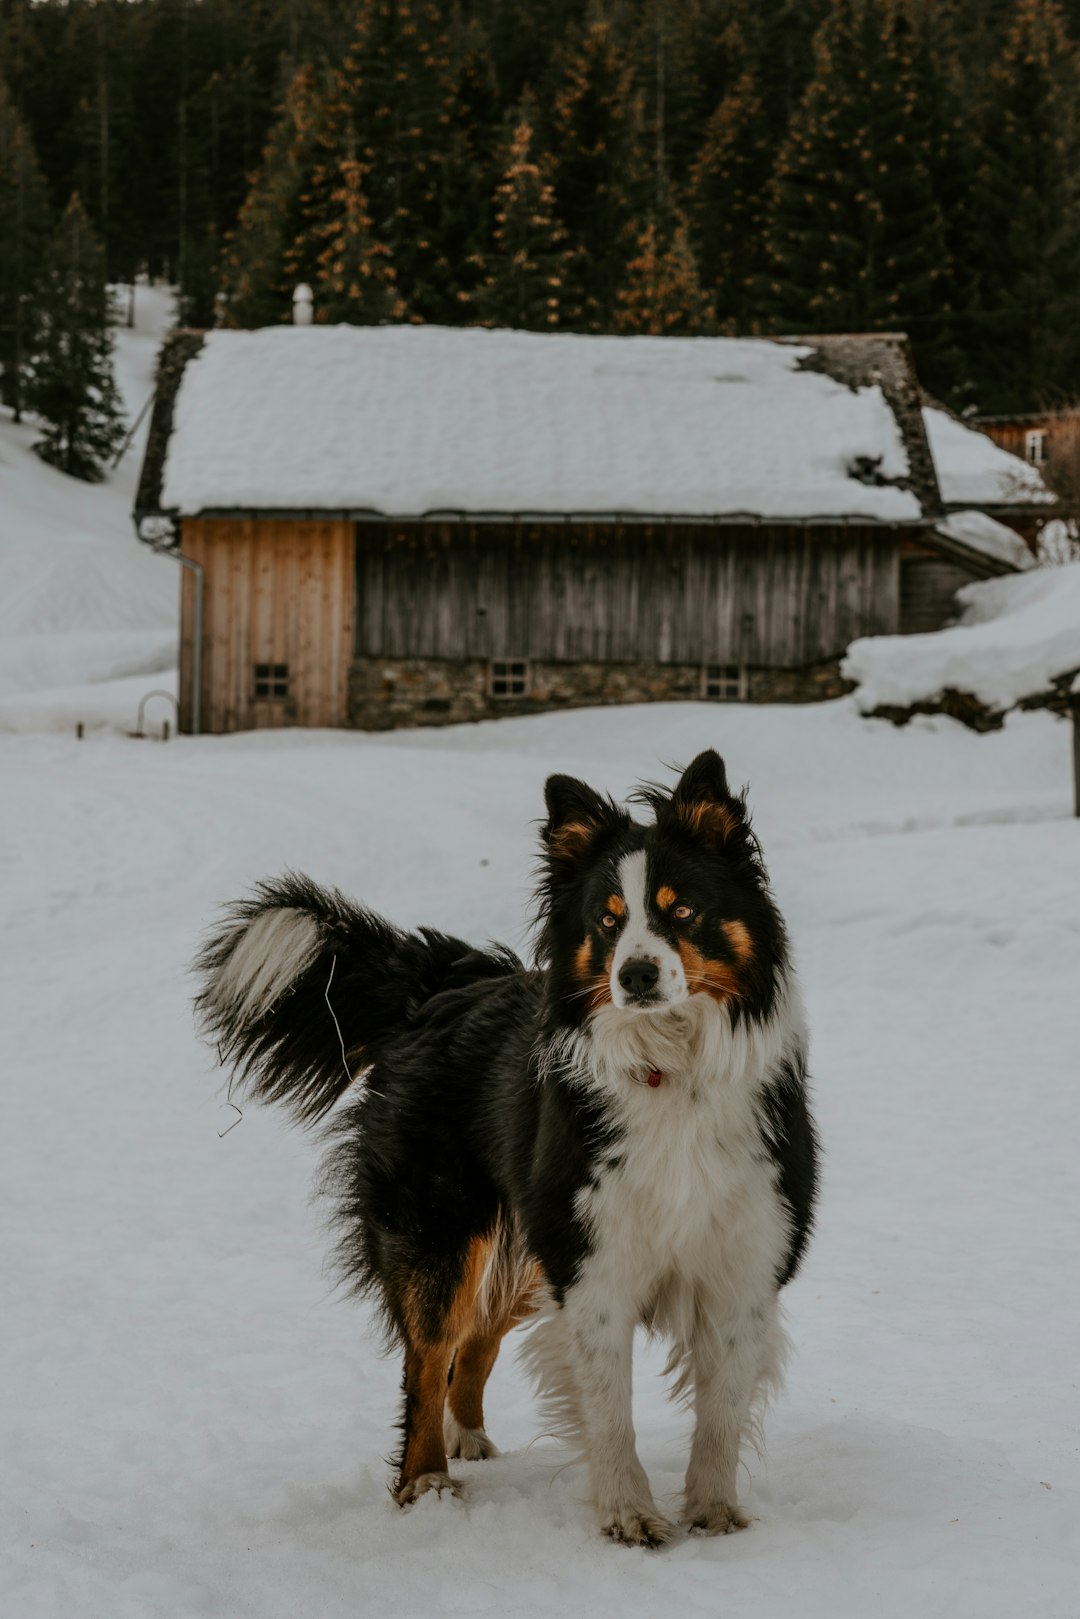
[537,751,785,1028]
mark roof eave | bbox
[136,505,936,528]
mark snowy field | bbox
[2,696,1078,1619]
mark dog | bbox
[194,749,818,1546]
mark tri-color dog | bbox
[195,750,818,1546]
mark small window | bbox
[254,662,290,699]
[490,659,529,699]
[1024,429,1047,466]
[702,664,746,702]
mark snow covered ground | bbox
[2,697,1078,1619]
[0,282,178,718]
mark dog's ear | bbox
[543,774,629,868]
[667,750,744,848]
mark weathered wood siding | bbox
[179,518,354,733]
[355,521,900,667]
[899,550,976,635]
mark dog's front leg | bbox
[681,1303,772,1535]
[564,1287,675,1548]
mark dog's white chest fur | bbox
[574,996,795,1337]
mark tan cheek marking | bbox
[677,939,743,1004]
[723,919,754,962]
[656,885,676,910]
[606,893,626,917]
[574,938,613,1010]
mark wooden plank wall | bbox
[355,521,900,667]
[899,555,975,634]
[179,518,354,732]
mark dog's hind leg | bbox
[444,1253,544,1461]
[392,1235,493,1504]
[395,1340,461,1504]
[444,1331,502,1460]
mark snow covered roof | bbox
[931,510,1034,573]
[137,326,944,525]
[843,562,1080,714]
[922,406,1053,509]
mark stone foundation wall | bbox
[347,657,852,731]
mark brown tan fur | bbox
[676,939,744,1005]
[722,919,754,962]
[655,884,677,910]
[548,819,602,863]
[397,1236,544,1498]
[675,800,738,846]
[447,1259,544,1436]
[396,1235,491,1496]
[573,938,615,1011]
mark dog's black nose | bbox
[618,958,660,997]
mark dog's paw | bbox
[393,1471,463,1507]
[600,1503,677,1549]
[682,1499,751,1536]
[444,1412,499,1461]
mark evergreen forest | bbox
[4,0,1080,418]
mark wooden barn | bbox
[134,325,1047,734]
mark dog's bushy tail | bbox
[194,872,508,1126]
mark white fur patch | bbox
[529,978,807,1535]
[212,908,321,1022]
[609,849,687,1009]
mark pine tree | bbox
[764,0,950,341]
[218,62,328,328]
[475,119,572,329]
[687,19,772,333]
[548,19,649,330]
[302,0,456,323]
[436,23,503,321]
[24,193,126,481]
[0,77,53,421]
[970,0,1080,409]
[315,156,406,322]
[614,215,713,334]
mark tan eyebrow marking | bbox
[606,894,626,917]
[656,885,677,910]
[723,920,754,962]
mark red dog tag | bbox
[647,1069,663,1088]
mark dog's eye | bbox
[673,903,695,922]
[600,912,618,930]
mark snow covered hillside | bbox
[2,699,1077,1619]
[0,283,178,722]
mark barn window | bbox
[489,659,529,699]
[1024,429,1047,466]
[254,662,290,700]
[702,664,746,702]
